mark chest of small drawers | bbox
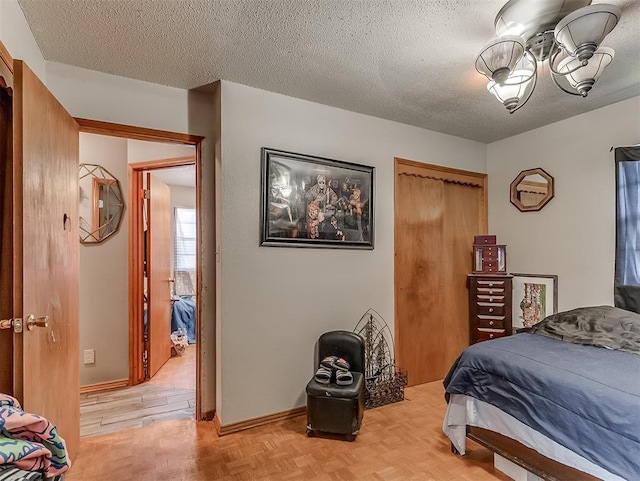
[468,274,513,344]
[473,244,507,274]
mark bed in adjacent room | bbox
[443,305,640,481]
[171,296,196,344]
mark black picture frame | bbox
[260,147,375,249]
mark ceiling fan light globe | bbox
[554,4,621,57]
[475,35,526,81]
[487,69,535,110]
[556,47,615,92]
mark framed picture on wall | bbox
[511,273,558,329]
[260,147,375,249]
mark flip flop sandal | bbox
[321,355,339,369]
[333,357,350,372]
[335,370,353,386]
[314,366,332,384]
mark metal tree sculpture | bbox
[354,308,407,408]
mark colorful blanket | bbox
[0,464,64,480]
[0,394,70,478]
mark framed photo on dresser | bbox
[511,273,558,329]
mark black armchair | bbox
[305,330,365,441]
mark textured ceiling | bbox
[17,0,640,143]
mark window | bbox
[614,146,640,313]
[174,207,196,296]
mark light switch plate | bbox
[83,349,95,365]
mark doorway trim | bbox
[75,118,204,418]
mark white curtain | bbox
[174,207,196,296]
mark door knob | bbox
[26,314,49,331]
[0,318,23,333]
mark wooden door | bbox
[394,159,486,386]
[10,61,79,454]
[147,172,172,378]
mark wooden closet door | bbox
[394,159,486,386]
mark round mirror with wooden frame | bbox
[510,168,554,212]
[79,163,124,243]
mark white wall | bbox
[79,134,129,386]
[0,0,45,80]
[128,140,194,163]
[218,81,486,424]
[45,62,189,133]
[488,96,640,311]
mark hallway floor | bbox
[80,345,196,437]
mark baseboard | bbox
[80,379,130,395]
[214,406,306,436]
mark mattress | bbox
[443,394,625,481]
[443,333,640,480]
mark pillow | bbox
[524,305,640,354]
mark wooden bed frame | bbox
[454,427,601,481]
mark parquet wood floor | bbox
[80,346,196,438]
[68,380,511,481]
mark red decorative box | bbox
[474,235,497,245]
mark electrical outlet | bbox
[83,349,95,365]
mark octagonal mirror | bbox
[510,168,554,212]
[79,163,124,243]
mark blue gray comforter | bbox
[443,333,640,480]
[171,297,196,344]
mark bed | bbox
[443,305,640,481]
[171,296,196,344]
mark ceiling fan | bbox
[474,0,621,113]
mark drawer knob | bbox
[489,297,493,301]
[489,308,494,313]
[489,289,493,294]
[489,334,494,339]
[489,320,494,326]
[488,283,494,287]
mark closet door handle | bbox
[26,314,49,331]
